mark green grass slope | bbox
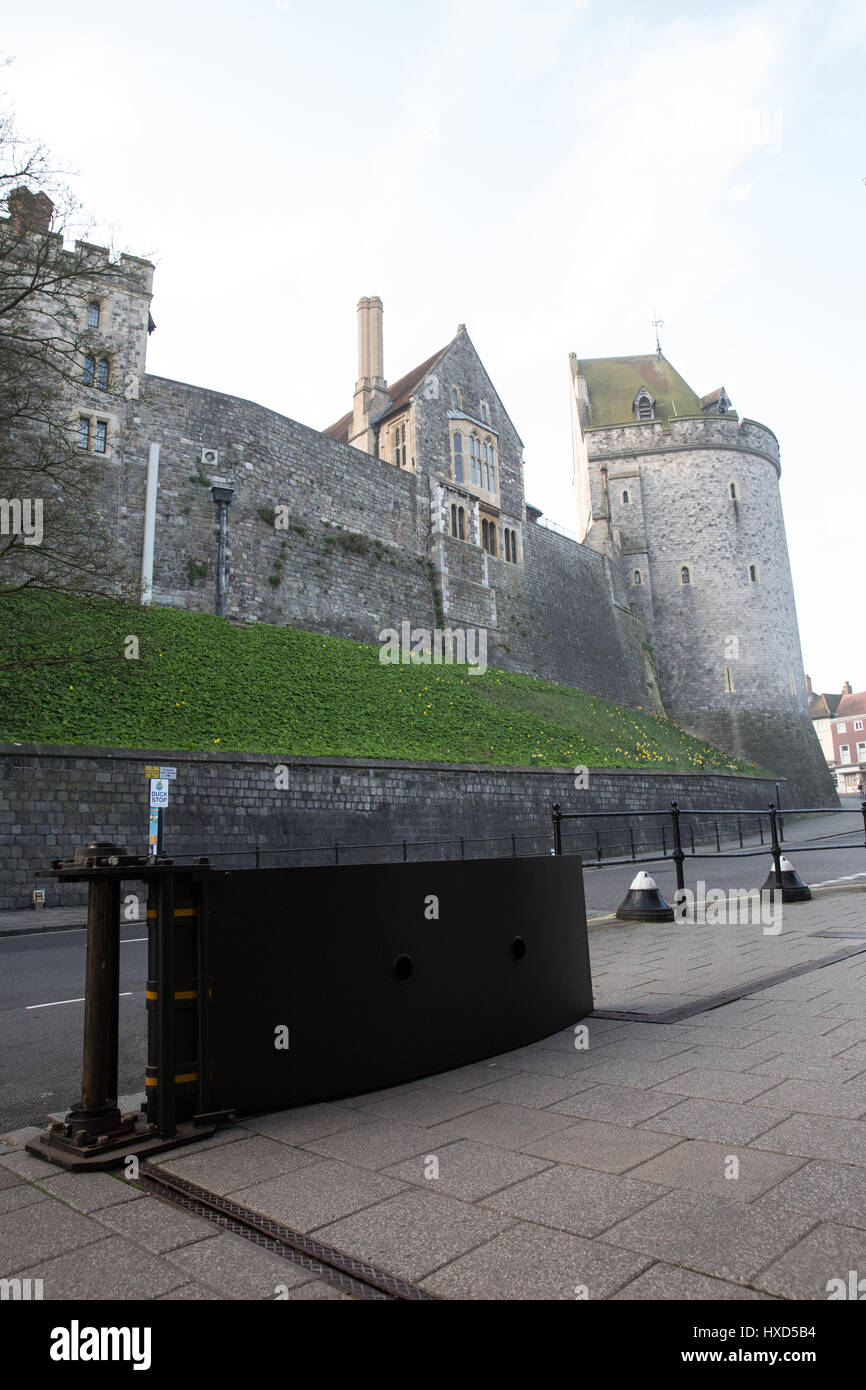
[0,593,767,773]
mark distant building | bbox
[808,678,866,793]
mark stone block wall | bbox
[0,742,780,910]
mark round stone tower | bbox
[569,352,836,807]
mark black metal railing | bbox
[551,800,866,895]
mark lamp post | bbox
[209,479,235,618]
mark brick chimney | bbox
[842,680,852,695]
[7,187,54,236]
[805,674,813,697]
[350,296,388,455]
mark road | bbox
[0,928,148,1134]
[1,801,863,1133]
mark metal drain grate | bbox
[140,1161,439,1301]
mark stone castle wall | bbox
[113,372,656,707]
[0,742,779,910]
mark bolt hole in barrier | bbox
[393,954,413,982]
[189,855,591,1116]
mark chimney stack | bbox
[7,187,54,236]
[842,680,852,695]
[350,296,388,455]
[805,674,813,697]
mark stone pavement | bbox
[2,884,865,1301]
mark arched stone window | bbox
[83,354,95,386]
[680,565,691,585]
[96,358,109,390]
[87,301,100,328]
[749,563,759,583]
[622,490,630,503]
[452,432,464,482]
[633,387,655,421]
[633,570,642,585]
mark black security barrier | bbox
[27,848,593,1167]
[203,855,592,1115]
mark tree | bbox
[0,97,145,604]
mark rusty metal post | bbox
[65,873,123,1134]
[552,803,563,856]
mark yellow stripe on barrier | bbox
[174,908,196,917]
[145,990,157,1000]
[145,1072,199,1087]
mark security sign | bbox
[149,778,170,809]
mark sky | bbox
[2,0,864,693]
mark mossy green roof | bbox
[577,354,704,428]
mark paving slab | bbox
[0,1150,65,1183]
[0,1200,116,1276]
[239,1103,374,1146]
[748,1078,866,1119]
[37,1171,144,1213]
[759,1160,866,1229]
[353,1085,497,1126]
[752,1113,866,1165]
[165,1230,315,1300]
[651,1067,783,1104]
[426,1102,576,1150]
[520,1120,681,1175]
[480,1164,666,1238]
[383,1140,552,1201]
[612,1263,777,1300]
[306,1119,441,1169]
[753,1222,866,1300]
[93,1194,220,1253]
[0,1184,48,1215]
[461,1073,595,1110]
[549,1083,684,1127]
[155,1135,320,1195]
[603,1189,816,1283]
[419,1059,524,1092]
[626,1139,806,1202]
[641,1097,791,1145]
[282,1279,354,1300]
[155,1281,222,1300]
[313,1187,514,1283]
[422,1223,651,1301]
[13,1235,187,1301]
[229,1159,404,1232]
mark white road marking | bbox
[120,937,147,943]
[27,992,133,1010]
[810,873,866,887]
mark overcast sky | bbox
[3,0,864,693]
